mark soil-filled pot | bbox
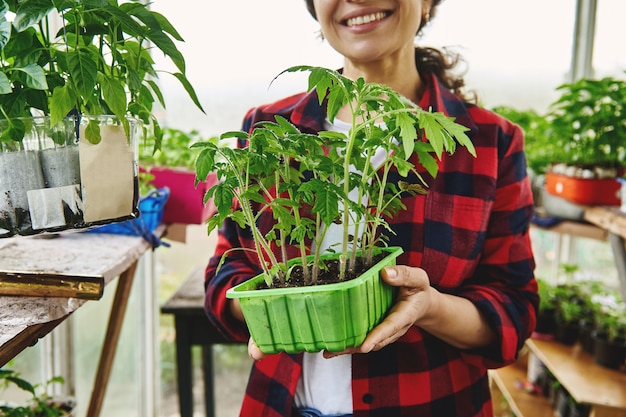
[227,246,403,354]
[554,387,571,417]
[0,149,45,235]
[40,146,81,188]
[592,331,626,369]
[579,319,595,354]
[555,321,580,346]
[569,401,591,417]
[535,308,557,336]
[0,150,15,237]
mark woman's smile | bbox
[344,11,390,28]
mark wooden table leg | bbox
[175,315,195,417]
[86,260,139,417]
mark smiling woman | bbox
[200,0,539,416]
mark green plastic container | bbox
[226,246,403,354]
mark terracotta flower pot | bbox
[227,246,403,354]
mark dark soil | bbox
[259,252,387,289]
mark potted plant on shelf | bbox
[0,0,204,237]
[590,290,626,369]
[194,65,475,354]
[534,277,558,336]
[139,128,217,225]
[543,75,626,206]
[553,282,585,345]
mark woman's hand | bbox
[323,265,434,358]
[248,337,266,361]
[323,264,497,358]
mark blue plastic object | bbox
[85,187,170,248]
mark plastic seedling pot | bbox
[226,246,403,354]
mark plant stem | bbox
[218,148,282,285]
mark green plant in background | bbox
[139,127,213,170]
[0,0,204,146]
[0,369,71,416]
[138,127,216,196]
[552,279,586,326]
[194,65,475,287]
[492,73,626,176]
[591,290,626,343]
[536,277,557,313]
[547,75,626,171]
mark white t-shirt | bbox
[294,117,354,414]
[293,117,394,414]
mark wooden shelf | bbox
[584,206,626,240]
[490,361,553,417]
[527,339,626,411]
[491,339,626,417]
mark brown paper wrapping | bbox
[79,125,135,223]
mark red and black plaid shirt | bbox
[204,71,538,417]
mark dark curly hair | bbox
[303,0,475,103]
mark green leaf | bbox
[84,118,101,144]
[415,143,439,178]
[67,50,98,100]
[13,0,54,32]
[15,64,48,90]
[101,74,127,121]
[6,375,35,394]
[145,28,186,74]
[0,71,11,94]
[396,112,417,158]
[213,183,234,217]
[49,84,75,125]
[326,83,346,123]
[105,4,146,38]
[0,14,11,51]
[241,190,266,205]
[229,210,247,229]
[172,72,205,113]
[0,118,25,142]
[195,147,216,182]
[146,79,165,108]
[151,11,183,41]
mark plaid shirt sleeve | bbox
[450,106,539,369]
[406,77,538,370]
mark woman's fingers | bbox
[248,337,266,361]
[358,266,432,352]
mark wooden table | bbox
[0,226,164,417]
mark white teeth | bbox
[346,12,387,27]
